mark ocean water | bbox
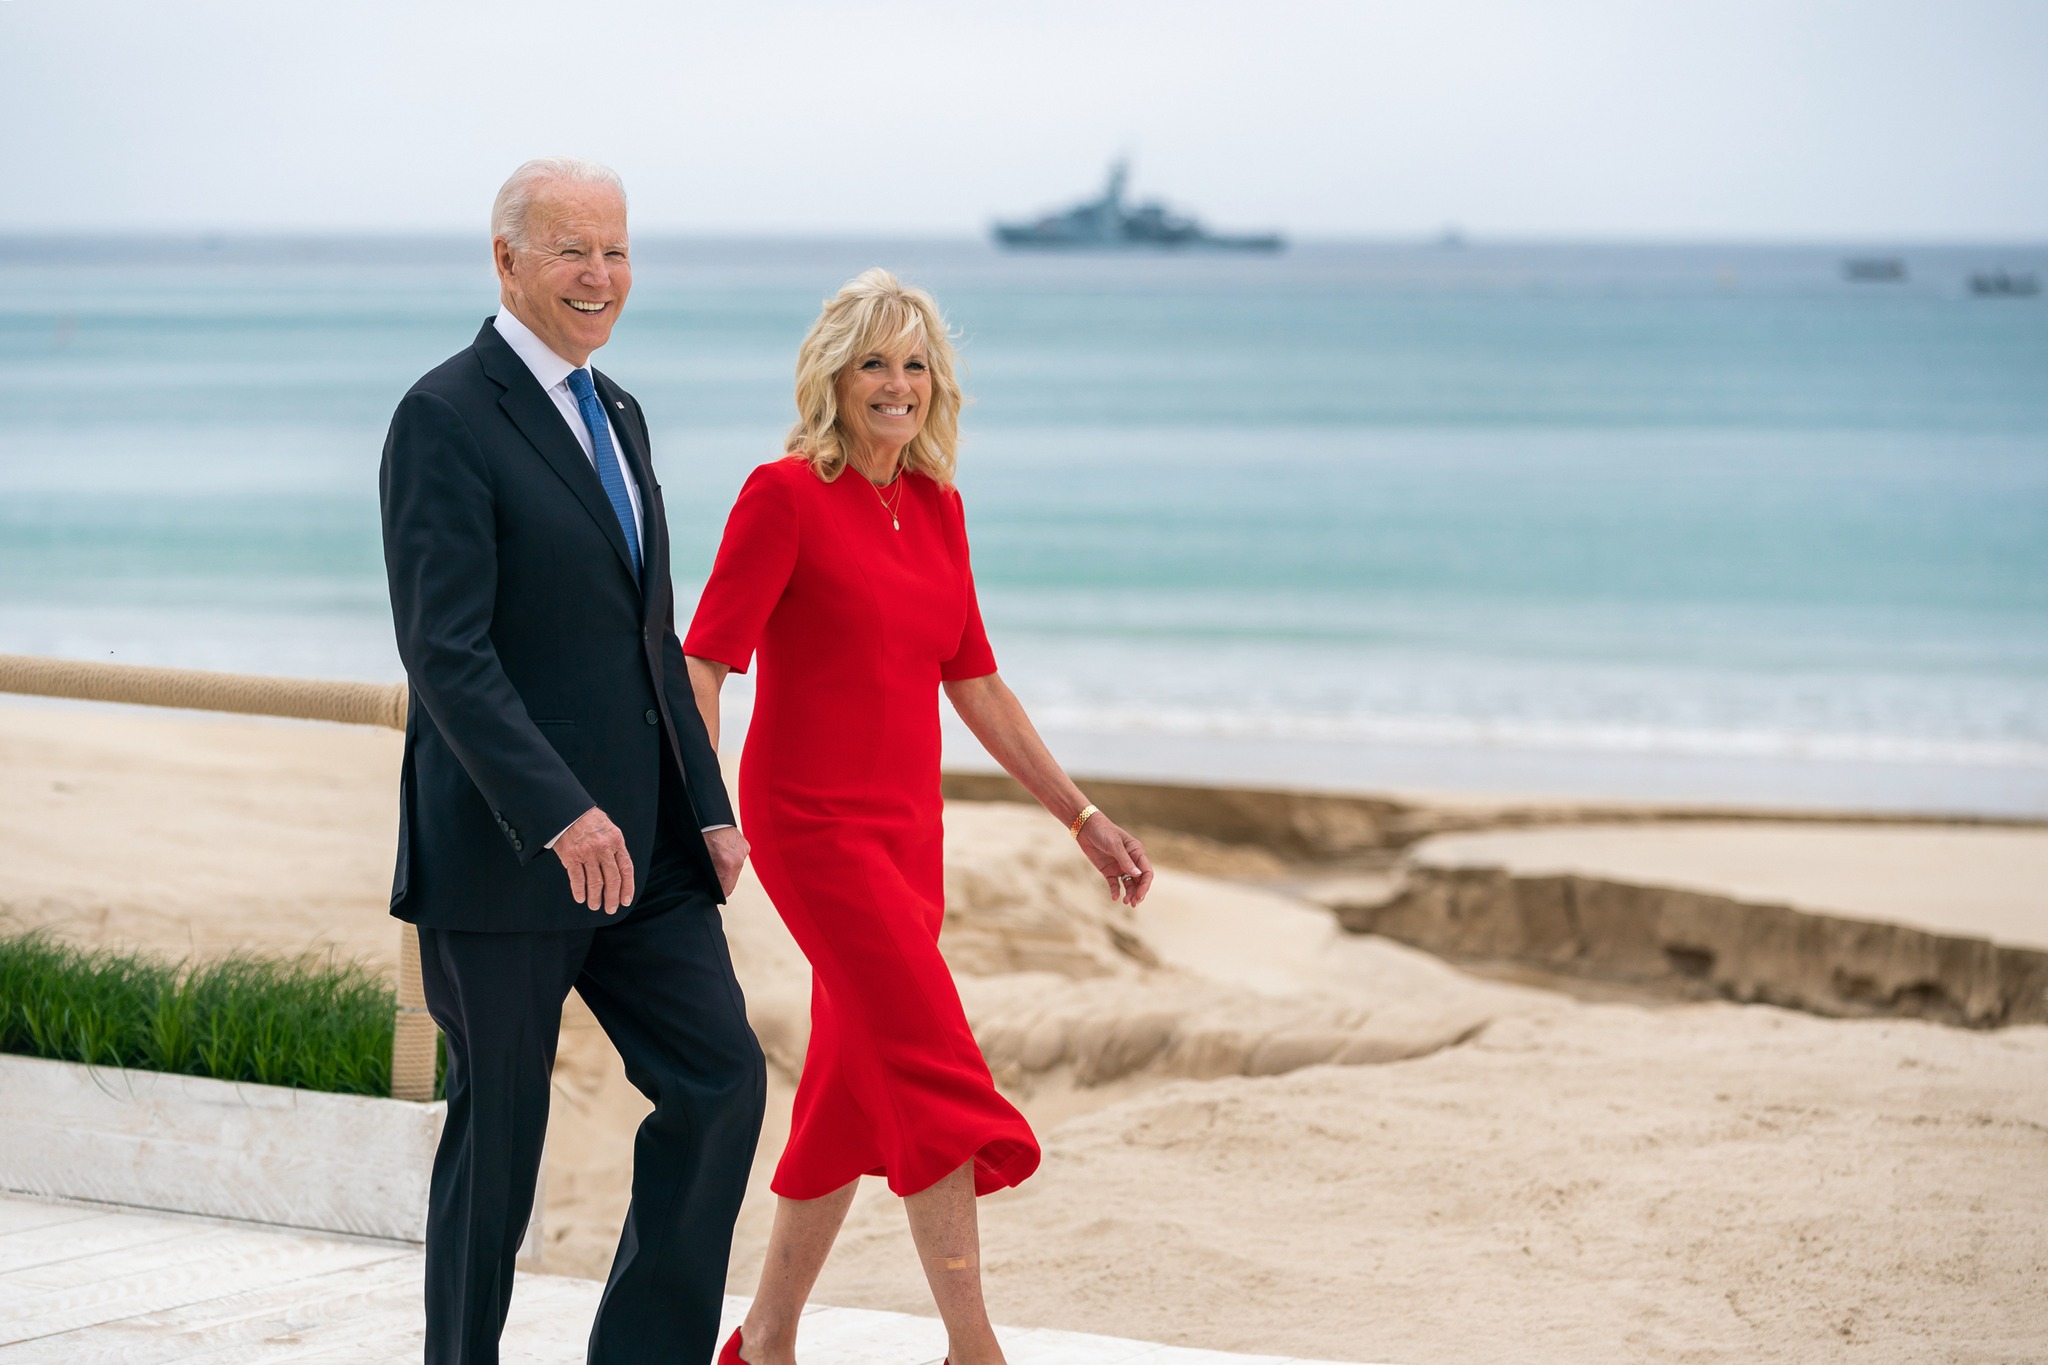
[2,236,2045,814]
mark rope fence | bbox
[0,653,437,1102]
[0,653,409,731]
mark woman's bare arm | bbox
[686,656,731,750]
[943,673,1154,905]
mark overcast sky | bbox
[3,0,2045,240]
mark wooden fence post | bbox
[392,923,437,1102]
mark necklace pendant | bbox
[892,518,900,530]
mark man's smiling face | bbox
[494,179,632,366]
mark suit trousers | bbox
[416,766,766,1365]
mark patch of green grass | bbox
[0,929,442,1099]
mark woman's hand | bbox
[1077,812,1154,906]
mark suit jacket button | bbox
[512,839,524,852]
[645,709,659,725]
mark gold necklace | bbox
[866,465,905,530]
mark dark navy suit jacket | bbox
[379,319,735,931]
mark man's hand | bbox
[554,806,635,914]
[704,826,749,899]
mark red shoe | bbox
[718,1327,744,1365]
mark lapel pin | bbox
[615,400,624,409]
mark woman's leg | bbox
[737,1181,859,1364]
[904,1163,1006,1365]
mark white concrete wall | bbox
[0,1054,533,1249]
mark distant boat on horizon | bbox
[1842,257,1906,282]
[993,162,1284,252]
[1969,269,2040,297]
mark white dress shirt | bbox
[493,308,731,844]
[492,307,644,546]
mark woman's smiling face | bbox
[834,343,931,467]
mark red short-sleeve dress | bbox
[685,455,1040,1199]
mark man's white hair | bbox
[491,157,628,249]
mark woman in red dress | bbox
[687,270,1153,1365]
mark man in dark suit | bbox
[379,157,765,1365]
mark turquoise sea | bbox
[2,237,2045,814]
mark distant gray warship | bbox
[994,162,1283,252]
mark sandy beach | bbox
[3,701,2044,1363]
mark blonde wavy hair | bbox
[786,268,963,485]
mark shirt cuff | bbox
[550,820,735,847]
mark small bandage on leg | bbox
[930,1253,979,1272]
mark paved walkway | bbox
[0,1196,1373,1364]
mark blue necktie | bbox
[565,367,642,579]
